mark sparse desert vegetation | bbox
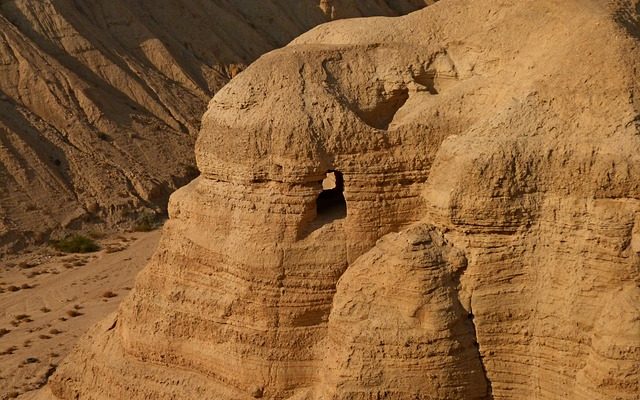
[50,235,100,254]
[1,346,18,356]
[65,310,82,318]
[133,212,161,232]
[0,230,160,397]
[102,291,117,299]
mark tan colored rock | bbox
[0,0,430,252]
[315,225,487,399]
[36,0,639,399]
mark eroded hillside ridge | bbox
[0,0,431,252]
[38,0,639,399]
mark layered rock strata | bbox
[40,0,639,399]
[0,0,430,251]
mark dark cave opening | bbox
[316,170,346,220]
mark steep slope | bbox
[37,0,640,399]
[0,0,432,252]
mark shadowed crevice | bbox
[352,88,409,130]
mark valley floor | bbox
[0,231,161,399]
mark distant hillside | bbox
[0,0,431,252]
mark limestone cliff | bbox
[0,0,430,252]
[37,0,639,399]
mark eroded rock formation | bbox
[38,0,639,399]
[0,0,430,251]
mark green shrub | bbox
[51,235,100,253]
[133,212,159,232]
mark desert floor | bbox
[0,230,161,399]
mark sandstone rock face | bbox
[41,0,639,399]
[0,0,430,252]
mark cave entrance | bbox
[316,170,346,220]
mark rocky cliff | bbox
[0,0,431,252]
[36,0,639,399]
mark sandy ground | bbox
[0,230,161,399]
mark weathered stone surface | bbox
[0,0,429,252]
[36,0,639,399]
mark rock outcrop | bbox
[0,0,431,252]
[38,0,639,399]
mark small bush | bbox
[0,346,18,355]
[7,285,20,292]
[0,328,10,337]
[102,291,117,298]
[51,235,100,253]
[133,212,160,232]
[49,328,62,335]
[26,271,41,278]
[97,132,111,141]
[66,310,82,318]
[38,334,51,340]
